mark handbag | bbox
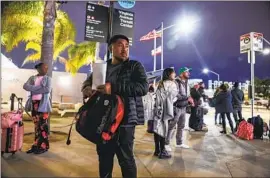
[25,96,32,112]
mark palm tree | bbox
[1,1,76,70]
[1,1,97,76]
[60,41,97,75]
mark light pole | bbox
[203,68,220,82]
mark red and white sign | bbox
[240,32,263,53]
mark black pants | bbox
[189,107,203,131]
[233,109,242,123]
[221,113,234,133]
[96,126,137,178]
[154,133,165,153]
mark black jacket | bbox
[82,59,148,126]
[231,88,244,109]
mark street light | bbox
[263,48,270,55]
[203,68,220,82]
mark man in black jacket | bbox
[81,35,148,178]
[231,82,244,124]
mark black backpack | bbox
[248,115,264,139]
[66,92,124,145]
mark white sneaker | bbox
[165,145,172,152]
[175,144,190,149]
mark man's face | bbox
[111,39,129,62]
[181,71,190,79]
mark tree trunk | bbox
[41,1,56,77]
[40,1,56,134]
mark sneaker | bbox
[189,128,195,132]
[159,150,172,159]
[176,144,190,149]
[165,145,172,152]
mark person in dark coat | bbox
[231,82,244,124]
[215,84,234,134]
[189,84,204,131]
[214,87,222,125]
[81,35,148,178]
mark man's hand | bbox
[82,86,93,98]
[188,97,195,107]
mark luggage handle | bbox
[66,91,97,145]
[10,93,32,119]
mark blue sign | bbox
[118,0,135,9]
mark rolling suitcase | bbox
[1,94,24,156]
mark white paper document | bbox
[92,60,107,90]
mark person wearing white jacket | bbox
[143,85,156,133]
[153,68,179,159]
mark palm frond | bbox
[25,41,41,52]
[64,41,96,74]
[23,52,41,66]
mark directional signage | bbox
[84,2,109,43]
[252,32,263,52]
[112,8,135,46]
[84,3,135,45]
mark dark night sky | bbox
[2,1,270,82]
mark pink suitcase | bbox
[1,122,24,155]
[1,94,24,156]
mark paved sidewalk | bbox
[2,114,270,177]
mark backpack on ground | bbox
[248,115,264,139]
[66,92,124,145]
[236,120,254,140]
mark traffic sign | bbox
[240,32,263,53]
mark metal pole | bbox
[154,31,157,72]
[217,74,220,82]
[161,22,164,70]
[106,1,114,61]
[251,50,255,118]
[153,31,157,85]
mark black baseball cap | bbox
[108,34,129,46]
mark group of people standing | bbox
[213,82,244,134]
[143,67,196,159]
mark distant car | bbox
[254,98,268,106]
[244,98,268,106]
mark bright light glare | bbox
[263,48,270,55]
[203,68,209,74]
[54,66,58,70]
[177,15,198,35]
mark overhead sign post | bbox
[240,32,263,118]
[84,2,135,61]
